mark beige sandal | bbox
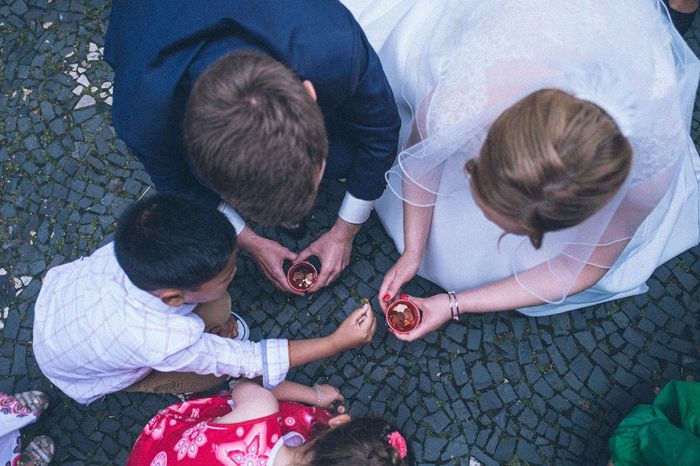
[19,435,55,466]
[13,391,49,416]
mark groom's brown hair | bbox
[184,51,328,225]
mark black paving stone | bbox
[516,439,542,463]
[569,353,593,382]
[623,326,646,349]
[2,6,699,466]
[574,331,596,352]
[469,363,491,392]
[422,437,447,463]
[554,335,579,359]
[647,341,680,363]
[466,329,481,351]
[3,309,21,340]
[612,309,631,328]
[517,341,533,365]
[478,390,502,412]
[533,378,554,398]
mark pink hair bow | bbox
[387,431,407,459]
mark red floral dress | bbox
[127,398,332,466]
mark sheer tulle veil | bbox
[344,0,700,304]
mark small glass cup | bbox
[287,261,318,291]
[386,299,421,333]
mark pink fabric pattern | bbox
[149,451,168,466]
[215,423,271,466]
[1,392,39,466]
[0,393,33,417]
[174,421,208,460]
[128,398,332,466]
[143,411,169,441]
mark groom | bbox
[104,0,400,293]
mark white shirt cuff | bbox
[260,339,290,389]
[218,202,247,235]
[338,192,375,224]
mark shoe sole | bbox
[230,311,250,341]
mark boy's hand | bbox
[331,303,376,351]
[288,304,375,368]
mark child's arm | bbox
[216,380,279,424]
[271,381,343,408]
[149,304,375,391]
[288,303,376,367]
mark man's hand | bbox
[236,228,303,295]
[329,303,377,351]
[298,218,361,292]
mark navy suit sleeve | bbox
[337,27,400,201]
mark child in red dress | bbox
[128,380,411,465]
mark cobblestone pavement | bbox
[2,2,699,465]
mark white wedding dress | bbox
[341,0,700,316]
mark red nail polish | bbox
[382,294,391,301]
[400,293,408,300]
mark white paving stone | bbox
[74,94,96,109]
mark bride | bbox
[341,0,700,339]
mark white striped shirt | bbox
[33,243,288,404]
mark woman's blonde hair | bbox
[468,89,632,249]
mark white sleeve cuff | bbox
[261,339,290,389]
[218,202,247,235]
[338,192,375,225]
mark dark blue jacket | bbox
[104,0,400,207]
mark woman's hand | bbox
[378,252,421,312]
[391,293,452,342]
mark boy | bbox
[33,194,376,404]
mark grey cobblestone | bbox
[0,2,699,465]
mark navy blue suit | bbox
[104,0,400,208]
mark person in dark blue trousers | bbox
[104,0,400,294]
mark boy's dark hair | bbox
[184,50,328,225]
[114,193,236,291]
[305,418,413,466]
